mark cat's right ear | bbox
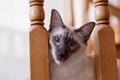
[49,9,64,32]
[75,22,96,43]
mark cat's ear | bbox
[49,9,64,32]
[75,22,96,43]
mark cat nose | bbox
[58,53,68,61]
[60,53,66,59]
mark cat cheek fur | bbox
[49,35,63,65]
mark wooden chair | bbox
[29,0,118,80]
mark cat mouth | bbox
[54,59,63,65]
[56,55,69,64]
[52,52,68,65]
[54,58,65,65]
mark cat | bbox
[48,9,120,80]
[48,9,96,80]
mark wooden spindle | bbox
[93,0,118,80]
[64,0,74,26]
[80,0,89,24]
[29,0,49,80]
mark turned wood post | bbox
[93,0,118,80]
[29,0,49,80]
[79,0,89,25]
[64,0,74,26]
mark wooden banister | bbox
[29,0,49,80]
[109,4,120,18]
[64,0,74,26]
[80,0,89,25]
[93,0,118,80]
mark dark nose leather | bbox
[57,52,68,62]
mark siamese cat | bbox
[48,9,120,80]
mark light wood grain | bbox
[109,4,120,18]
[64,0,74,26]
[80,0,89,25]
[116,44,120,59]
[93,0,118,80]
[29,0,49,80]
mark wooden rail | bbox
[109,4,120,18]
[29,0,49,80]
[93,0,118,80]
[64,0,74,26]
[29,0,118,80]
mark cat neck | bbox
[53,51,94,70]
[63,52,91,68]
[50,52,95,80]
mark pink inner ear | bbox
[50,9,64,31]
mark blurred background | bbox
[0,0,120,80]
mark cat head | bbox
[49,9,95,64]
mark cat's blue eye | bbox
[55,37,60,43]
[70,42,76,47]
[70,42,77,50]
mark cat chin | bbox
[54,59,63,65]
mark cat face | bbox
[49,9,95,64]
[49,27,82,64]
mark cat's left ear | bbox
[75,22,96,43]
[49,9,64,32]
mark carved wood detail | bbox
[29,0,49,80]
[93,0,118,80]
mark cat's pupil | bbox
[55,37,60,43]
